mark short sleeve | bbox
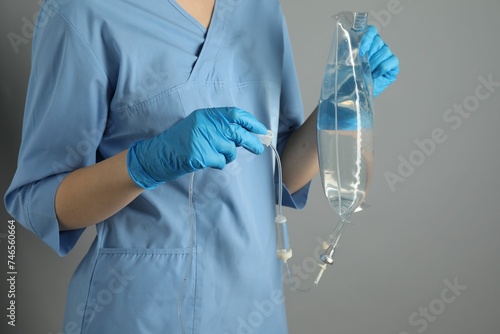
[4,4,111,256]
[275,13,311,210]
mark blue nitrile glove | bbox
[127,107,267,189]
[359,25,400,97]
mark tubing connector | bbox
[256,130,273,147]
[275,215,287,225]
[314,263,328,285]
[314,245,336,285]
[319,244,336,265]
[275,215,292,262]
[277,249,293,262]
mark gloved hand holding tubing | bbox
[127,107,267,189]
[359,25,400,97]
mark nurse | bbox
[5,0,398,333]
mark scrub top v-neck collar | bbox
[168,0,234,81]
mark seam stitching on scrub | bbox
[113,80,280,114]
[185,0,222,82]
[23,190,38,237]
[98,248,191,255]
[177,89,189,118]
[204,1,226,80]
[191,174,198,334]
[44,4,113,88]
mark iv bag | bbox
[317,12,374,219]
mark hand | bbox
[359,26,400,97]
[127,107,267,189]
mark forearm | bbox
[281,106,319,194]
[55,149,144,230]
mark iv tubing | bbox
[178,173,195,334]
[327,216,350,249]
[269,144,293,263]
[270,144,283,218]
[178,131,306,330]
[268,143,308,290]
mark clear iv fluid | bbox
[318,130,371,218]
[318,64,373,218]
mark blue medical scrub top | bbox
[5,0,310,332]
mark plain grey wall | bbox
[1,0,499,333]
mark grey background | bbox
[1,0,499,333]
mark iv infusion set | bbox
[179,12,374,332]
[178,11,374,331]
[180,14,376,331]
[314,11,374,284]
[261,11,375,288]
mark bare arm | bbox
[55,150,144,231]
[280,106,319,194]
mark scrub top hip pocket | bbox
[78,248,196,333]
